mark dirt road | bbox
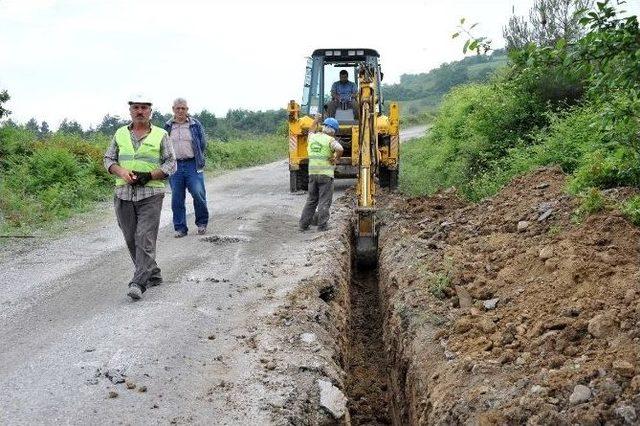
[0,127,424,425]
[0,160,321,424]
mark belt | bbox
[176,157,195,162]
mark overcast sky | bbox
[1,0,638,129]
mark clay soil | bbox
[376,167,640,425]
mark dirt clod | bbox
[569,384,592,404]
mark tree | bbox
[193,109,217,134]
[0,90,10,120]
[96,114,127,135]
[58,118,84,135]
[25,118,40,135]
[40,121,50,138]
[151,111,171,127]
[503,0,593,49]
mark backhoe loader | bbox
[287,49,400,266]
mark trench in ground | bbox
[343,230,406,425]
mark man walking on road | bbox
[299,116,343,232]
[104,95,176,300]
[164,98,209,238]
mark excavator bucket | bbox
[355,208,377,267]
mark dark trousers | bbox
[300,174,334,228]
[169,159,209,233]
[114,194,164,288]
[327,99,359,120]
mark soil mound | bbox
[379,167,640,424]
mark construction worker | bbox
[327,70,359,120]
[299,116,344,232]
[163,98,209,238]
[103,95,176,300]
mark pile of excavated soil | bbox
[378,167,640,425]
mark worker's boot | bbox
[127,283,145,300]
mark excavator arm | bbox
[354,63,379,267]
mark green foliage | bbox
[58,119,84,135]
[0,89,10,119]
[573,187,607,222]
[402,1,640,207]
[427,272,451,300]
[382,51,507,107]
[0,130,112,229]
[205,136,286,170]
[399,81,549,198]
[621,195,640,226]
[0,122,285,234]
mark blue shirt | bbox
[331,81,357,101]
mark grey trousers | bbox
[300,175,334,228]
[114,194,164,288]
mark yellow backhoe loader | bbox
[287,49,400,266]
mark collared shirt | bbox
[169,118,195,160]
[331,81,357,101]
[103,124,177,201]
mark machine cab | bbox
[300,48,383,125]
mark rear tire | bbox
[379,166,398,190]
[389,168,399,190]
[299,164,309,191]
[289,164,309,192]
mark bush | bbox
[573,188,608,222]
[621,196,640,226]
[205,136,286,170]
[399,81,548,197]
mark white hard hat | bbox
[128,94,152,106]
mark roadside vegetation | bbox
[401,0,640,222]
[0,107,286,235]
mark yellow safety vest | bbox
[114,125,166,188]
[307,133,335,177]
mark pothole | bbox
[200,235,246,244]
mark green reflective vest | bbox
[307,132,335,177]
[114,125,166,188]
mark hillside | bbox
[382,49,508,118]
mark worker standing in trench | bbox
[103,95,177,300]
[299,115,344,232]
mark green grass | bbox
[205,135,286,170]
[0,128,286,236]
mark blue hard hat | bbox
[323,117,340,132]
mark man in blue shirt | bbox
[327,70,359,120]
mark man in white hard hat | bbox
[103,94,177,300]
